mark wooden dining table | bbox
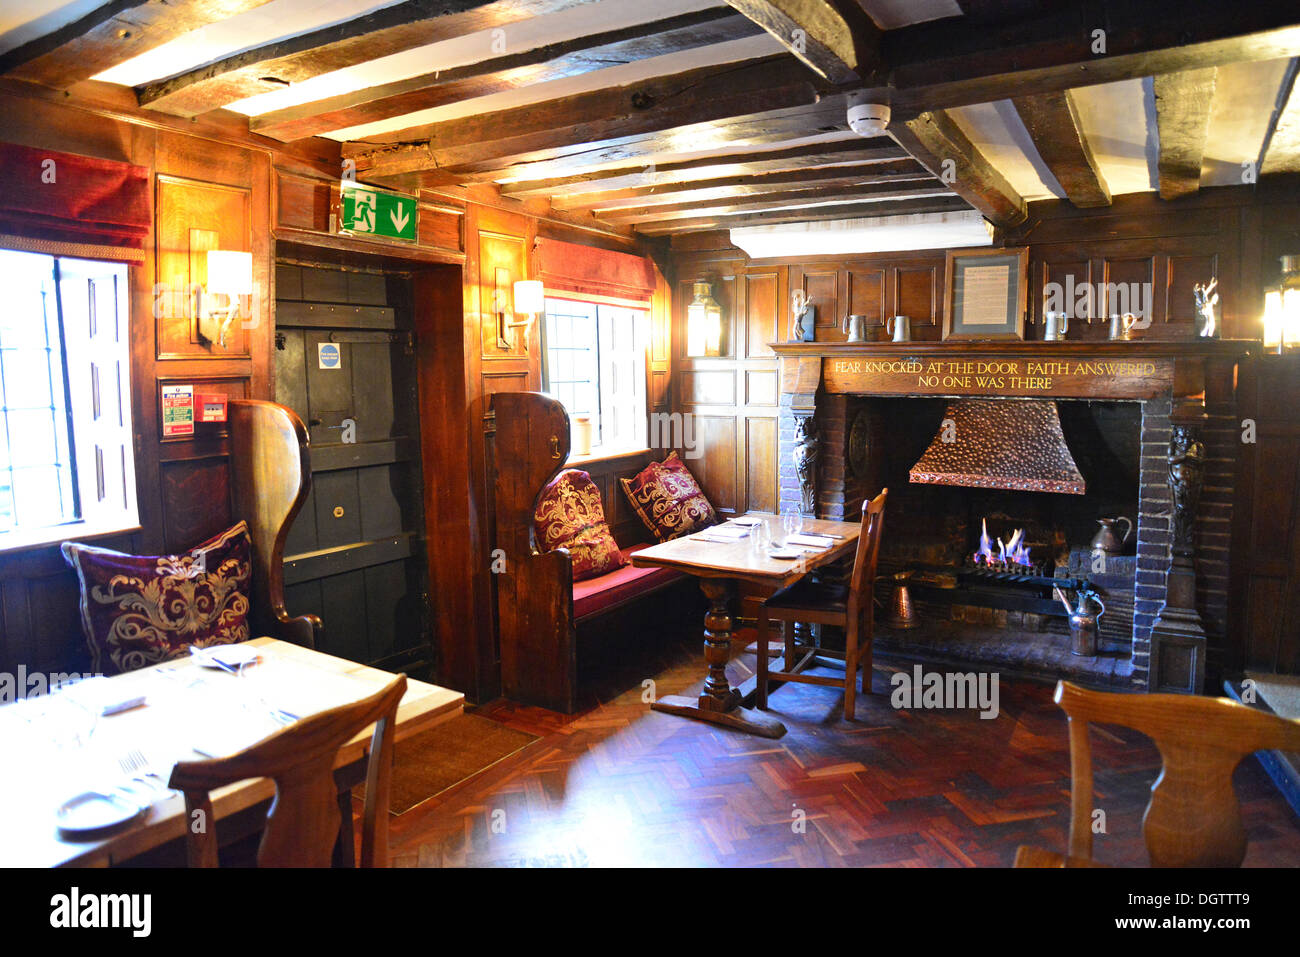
[632,512,861,739]
[0,637,463,868]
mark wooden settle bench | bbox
[491,392,696,713]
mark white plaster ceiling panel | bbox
[856,0,961,30]
[0,0,108,56]
[1202,57,1294,186]
[230,0,724,116]
[517,131,862,190]
[328,32,783,140]
[94,0,407,86]
[496,131,863,185]
[946,100,1063,201]
[1068,78,1156,195]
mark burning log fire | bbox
[972,518,1033,568]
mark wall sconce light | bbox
[686,281,722,357]
[500,279,542,352]
[199,250,252,348]
[1264,254,1300,354]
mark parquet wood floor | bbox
[376,630,1300,868]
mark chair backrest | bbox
[169,674,407,868]
[847,489,888,623]
[228,399,320,647]
[1056,679,1300,866]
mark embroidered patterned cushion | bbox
[534,469,628,582]
[61,522,253,675]
[620,452,718,542]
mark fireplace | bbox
[773,341,1246,693]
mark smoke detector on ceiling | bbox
[847,93,890,137]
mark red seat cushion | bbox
[61,522,253,675]
[534,469,628,582]
[572,545,683,620]
[620,451,717,542]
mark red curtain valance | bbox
[537,238,656,301]
[0,142,149,263]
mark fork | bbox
[117,748,176,798]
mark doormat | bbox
[363,713,538,815]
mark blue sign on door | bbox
[318,342,341,369]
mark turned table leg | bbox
[698,578,742,712]
[650,576,786,738]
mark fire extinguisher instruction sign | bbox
[161,384,194,438]
[318,342,341,370]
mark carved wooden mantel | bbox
[771,340,1254,404]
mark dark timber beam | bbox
[346,58,833,187]
[136,0,600,117]
[879,1,1300,115]
[500,138,906,198]
[1260,58,1300,174]
[1154,68,1217,199]
[356,96,853,189]
[634,195,972,234]
[601,181,954,224]
[249,9,757,141]
[554,159,933,211]
[721,0,883,84]
[888,109,1026,227]
[0,0,273,89]
[1012,89,1111,207]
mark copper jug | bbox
[884,571,918,629]
[1090,516,1133,555]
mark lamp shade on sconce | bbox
[513,279,544,315]
[206,250,253,295]
[686,281,722,357]
[1265,255,1300,353]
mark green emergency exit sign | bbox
[340,182,417,243]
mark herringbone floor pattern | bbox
[382,630,1300,868]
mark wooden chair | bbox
[756,489,887,721]
[168,674,407,868]
[228,399,322,648]
[1015,679,1300,867]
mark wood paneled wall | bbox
[0,83,318,675]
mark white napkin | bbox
[57,676,147,716]
[786,533,834,549]
[697,524,750,540]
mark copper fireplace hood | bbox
[909,399,1086,494]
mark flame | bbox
[972,518,1032,567]
[973,518,996,564]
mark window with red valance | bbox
[0,142,150,263]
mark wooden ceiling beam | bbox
[135,0,597,117]
[721,0,883,84]
[554,158,932,211]
[1154,68,1217,199]
[634,195,971,234]
[0,0,273,90]
[878,0,1300,115]
[600,181,954,224]
[888,109,1026,227]
[1011,89,1110,208]
[499,138,905,197]
[346,59,837,188]
[249,9,758,141]
[1260,58,1300,175]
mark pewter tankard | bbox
[1043,311,1069,340]
[886,315,911,342]
[841,314,868,343]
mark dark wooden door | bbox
[1230,354,1300,676]
[273,264,431,672]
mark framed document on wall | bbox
[942,247,1028,341]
